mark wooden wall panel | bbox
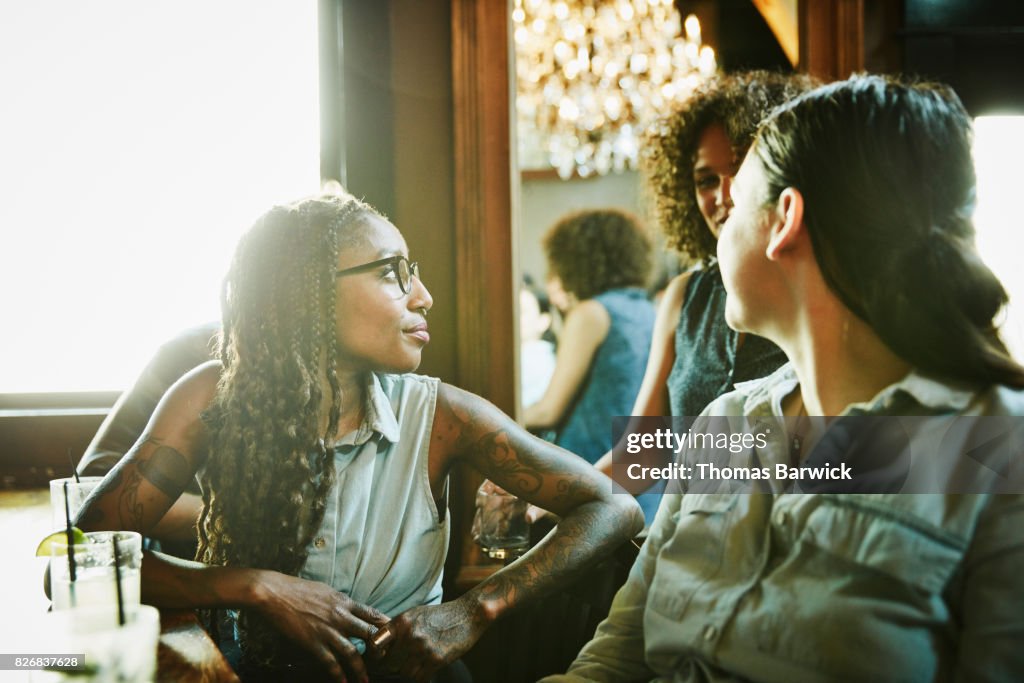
[451,0,518,414]
[799,0,866,80]
[450,0,518,585]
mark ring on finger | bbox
[371,624,395,651]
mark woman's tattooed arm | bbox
[432,383,644,622]
[76,364,217,534]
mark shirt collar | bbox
[735,362,977,416]
[865,370,977,413]
[335,373,401,447]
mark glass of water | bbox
[30,604,160,682]
[50,531,142,611]
[473,481,530,560]
[48,477,103,529]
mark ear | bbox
[765,187,805,261]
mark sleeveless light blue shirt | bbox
[298,372,449,617]
[217,373,448,665]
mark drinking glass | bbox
[48,477,103,529]
[50,531,142,611]
[30,604,160,682]
[473,481,530,559]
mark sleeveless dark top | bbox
[555,287,655,463]
[667,263,787,417]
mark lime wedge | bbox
[36,528,88,556]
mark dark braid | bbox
[196,193,372,663]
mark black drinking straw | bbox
[68,449,80,484]
[112,535,125,626]
[62,482,77,607]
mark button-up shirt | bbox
[543,364,1024,682]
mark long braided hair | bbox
[196,192,373,660]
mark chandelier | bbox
[514,0,717,179]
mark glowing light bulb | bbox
[515,0,716,178]
[685,14,701,42]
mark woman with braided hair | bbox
[77,192,643,682]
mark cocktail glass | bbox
[50,531,142,611]
[48,477,103,529]
[30,604,159,682]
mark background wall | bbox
[519,170,647,285]
[340,0,459,384]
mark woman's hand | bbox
[373,598,486,683]
[254,571,390,683]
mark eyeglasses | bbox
[335,255,420,295]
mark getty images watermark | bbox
[610,415,1024,495]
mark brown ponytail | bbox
[754,75,1024,388]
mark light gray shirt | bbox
[299,372,449,617]
[544,364,1024,682]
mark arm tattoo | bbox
[473,503,604,610]
[76,467,122,528]
[117,468,145,529]
[440,387,641,620]
[552,476,590,507]
[112,438,193,529]
[137,446,193,496]
[441,387,596,503]
[472,429,543,496]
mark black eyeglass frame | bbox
[335,255,420,295]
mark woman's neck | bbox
[318,368,369,442]
[782,307,911,416]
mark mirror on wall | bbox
[511,0,718,434]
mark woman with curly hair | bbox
[524,208,657,518]
[76,192,643,682]
[593,71,815,490]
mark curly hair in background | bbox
[543,208,652,302]
[197,192,372,662]
[643,70,817,263]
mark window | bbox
[0,2,319,392]
[974,115,1024,360]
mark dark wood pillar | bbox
[450,0,518,587]
[451,0,518,415]
[799,0,865,80]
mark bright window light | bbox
[0,2,319,393]
[974,116,1024,361]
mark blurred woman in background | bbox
[524,209,658,520]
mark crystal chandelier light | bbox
[514,0,717,179]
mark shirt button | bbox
[703,624,717,641]
[775,509,789,526]
[314,537,326,549]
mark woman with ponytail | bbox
[77,191,643,682]
[547,75,1024,682]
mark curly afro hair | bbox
[543,208,652,301]
[642,71,817,263]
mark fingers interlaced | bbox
[327,633,366,683]
[313,642,345,683]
